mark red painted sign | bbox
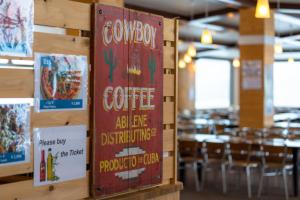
[92,4,163,197]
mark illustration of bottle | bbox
[47,148,53,181]
[40,150,46,182]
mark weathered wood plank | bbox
[0,69,34,98]
[0,175,89,200]
[163,74,175,97]
[163,129,174,152]
[35,0,91,31]
[163,102,174,124]
[163,46,175,69]
[163,156,174,180]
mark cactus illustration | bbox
[148,53,156,84]
[104,48,117,83]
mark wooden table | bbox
[179,133,300,197]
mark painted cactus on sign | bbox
[148,53,156,84]
[104,48,117,83]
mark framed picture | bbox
[34,53,88,112]
[0,0,34,57]
[0,103,30,166]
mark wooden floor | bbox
[180,165,299,200]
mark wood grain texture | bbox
[0,68,34,98]
[162,156,174,180]
[35,0,91,31]
[163,74,175,97]
[0,175,89,200]
[163,129,175,152]
[163,46,175,69]
[32,110,88,128]
[72,0,124,7]
[34,32,90,56]
[163,18,175,42]
[163,102,175,125]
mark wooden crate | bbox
[0,0,180,199]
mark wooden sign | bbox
[92,4,164,197]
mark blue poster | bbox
[0,104,30,166]
[34,53,88,112]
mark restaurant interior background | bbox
[125,0,300,200]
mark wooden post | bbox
[239,8,274,129]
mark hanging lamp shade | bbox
[233,58,240,68]
[201,29,213,44]
[179,59,186,69]
[274,43,283,54]
[184,54,192,63]
[187,45,197,57]
[288,57,294,63]
[255,0,271,18]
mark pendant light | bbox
[255,0,271,18]
[288,57,294,63]
[187,45,197,57]
[201,0,213,44]
[274,43,283,54]
[184,54,192,63]
[201,29,213,44]
[274,0,282,54]
[179,59,186,69]
[233,58,240,68]
[187,1,197,57]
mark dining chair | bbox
[226,142,259,199]
[201,140,227,193]
[257,144,293,200]
[178,139,203,191]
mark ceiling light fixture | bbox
[179,59,186,69]
[227,12,235,18]
[233,58,240,68]
[187,45,197,57]
[288,57,294,63]
[184,54,192,63]
[201,0,213,44]
[274,0,282,54]
[255,0,271,18]
[201,29,213,44]
[274,43,283,54]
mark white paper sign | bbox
[242,60,262,90]
[34,125,86,186]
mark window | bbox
[195,59,231,109]
[274,62,300,108]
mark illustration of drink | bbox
[40,150,46,182]
[47,148,53,181]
